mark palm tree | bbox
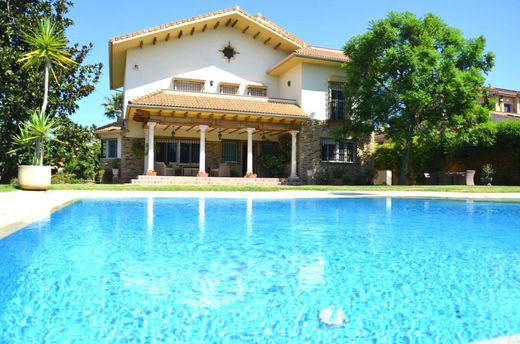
[102,92,124,119]
[18,18,76,114]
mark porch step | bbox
[130,175,301,186]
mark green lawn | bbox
[0,185,16,192]
[1,183,519,193]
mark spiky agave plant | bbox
[10,111,59,166]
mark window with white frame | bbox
[102,138,118,159]
[222,141,239,163]
[155,140,177,164]
[179,140,200,163]
[173,79,204,92]
[320,138,355,163]
[328,82,346,119]
[219,83,239,95]
[247,86,267,97]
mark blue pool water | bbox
[0,197,519,343]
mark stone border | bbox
[2,190,520,239]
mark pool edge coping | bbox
[1,189,520,240]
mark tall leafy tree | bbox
[101,92,123,120]
[341,12,494,184]
[0,0,102,182]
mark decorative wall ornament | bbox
[219,41,239,63]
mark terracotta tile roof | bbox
[95,121,124,133]
[489,87,519,96]
[110,6,306,47]
[128,90,308,118]
[294,46,348,62]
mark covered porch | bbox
[127,90,307,182]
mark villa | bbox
[95,6,374,184]
[487,87,520,122]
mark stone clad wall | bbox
[121,137,145,182]
[298,120,375,184]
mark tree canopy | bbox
[341,12,494,184]
[0,0,102,182]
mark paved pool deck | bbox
[0,189,519,343]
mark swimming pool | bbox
[0,197,518,342]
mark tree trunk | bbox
[38,139,44,166]
[399,135,414,185]
[42,60,50,113]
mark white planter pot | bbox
[18,165,52,191]
[112,168,119,177]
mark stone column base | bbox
[197,171,209,177]
[145,170,157,176]
[244,173,257,178]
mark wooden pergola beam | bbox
[274,42,281,50]
[264,37,271,45]
[146,114,301,132]
[208,127,218,133]
[165,33,170,41]
[214,21,220,29]
[253,32,260,39]
[190,27,195,35]
[152,37,157,45]
[242,25,249,34]
[178,30,183,39]
[231,19,238,28]
[202,24,207,32]
[139,40,143,48]
[225,18,232,27]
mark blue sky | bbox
[66,0,520,126]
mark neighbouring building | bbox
[96,6,374,184]
[486,87,520,122]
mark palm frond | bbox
[18,18,77,70]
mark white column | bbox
[198,125,208,176]
[176,140,181,163]
[143,128,149,174]
[246,128,255,176]
[290,130,299,179]
[146,122,156,173]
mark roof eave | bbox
[126,103,308,119]
[267,54,345,76]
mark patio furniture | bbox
[424,170,475,185]
[154,162,175,176]
[217,163,231,177]
[182,166,199,176]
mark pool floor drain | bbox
[318,306,348,328]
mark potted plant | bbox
[111,159,120,177]
[11,111,59,190]
[480,163,494,186]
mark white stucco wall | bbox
[278,64,302,104]
[123,27,288,107]
[300,63,345,120]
